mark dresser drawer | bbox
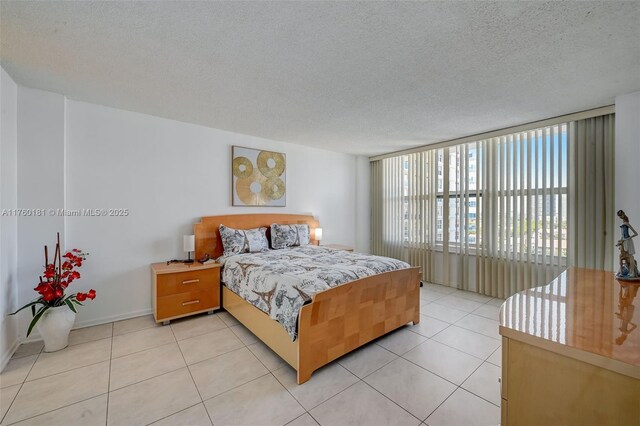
[157,268,218,297]
[156,289,220,320]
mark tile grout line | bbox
[19,357,111,385]
[183,342,248,371]
[7,319,280,426]
[112,324,157,338]
[167,322,215,426]
[194,371,274,423]
[20,337,113,382]
[3,392,111,426]
[283,411,315,426]
[417,345,501,424]
[416,304,501,343]
[168,315,230,342]
[421,385,456,424]
[110,328,178,360]
[423,282,500,302]
[392,340,501,419]
[0,345,44,425]
[17,342,190,397]
[398,348,466,389]
[147,309,499,419]
[485,346,502,367]
[144,402,204,426]
[2,339,108,425]
[266,365,310,415]
[455,354,502,408]
[272,360,421,424]
[428,338,501,362]
[339,347,398,381]
[422,320,501,342]
[392,328,498,367]
[159,318,275,423]
[5,302,502,425]
[359,379,425,423]
[298,378,364,415]
[109,346,270,407]
[306,410,322,426]
[0,316,234,425]
[394,335,497,392]
[2,321,115,426]
[172,326,231,343]
[268,362,357,413]
[424,287,502,303]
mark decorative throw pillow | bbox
[270,224,310,249]
[219,225,269,256]
[245,227,270,253]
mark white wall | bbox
[4,84,368,340]
[615,91,640,231]
[60,100,362,326]
[15,87,66,336]
[0,67,19,368]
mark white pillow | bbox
[219,224,269,256]
[270,224,310,249]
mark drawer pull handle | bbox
[182,279,200,285]
[182,299,200,306]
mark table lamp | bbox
[184,235,195,263]
[315,228,323,246]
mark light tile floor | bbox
[0,283,503,426]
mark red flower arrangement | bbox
[11,233,96,336]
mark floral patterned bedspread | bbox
[220,245,410,340]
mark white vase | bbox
[37,305,76,352]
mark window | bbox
[399,124,568,259]
[373,113,614,295]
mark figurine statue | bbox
[616,210,639,281]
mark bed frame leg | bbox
[297,368,312,385]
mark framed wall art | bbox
[232,146,286,207]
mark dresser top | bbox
[151,261,220,274]
[500,267,640,378]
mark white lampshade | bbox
[315,228,323,241]
[183,235,195,253]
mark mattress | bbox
[219,245,410,340]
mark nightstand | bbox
[151,262,221,325]
[323,244,354,252]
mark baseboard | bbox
[22,308,153,344]
[73,308,153,329]
[0,338,21,373]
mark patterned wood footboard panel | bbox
[296,266,421,383]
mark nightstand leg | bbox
[162,320,170,326]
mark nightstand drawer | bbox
[156,289,220,319]
[157,268,218,297]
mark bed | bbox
[194,213,421,384]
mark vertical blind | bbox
[371,114,615,298]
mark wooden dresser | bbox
[151,262,221,324]
[499,268,640,426]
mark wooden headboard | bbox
[194,213,320,260]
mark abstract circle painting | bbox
[232,146,286,206]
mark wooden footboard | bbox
[222,267,421,385]
[296,267,421,383]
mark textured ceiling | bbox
[1,1,639,156]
